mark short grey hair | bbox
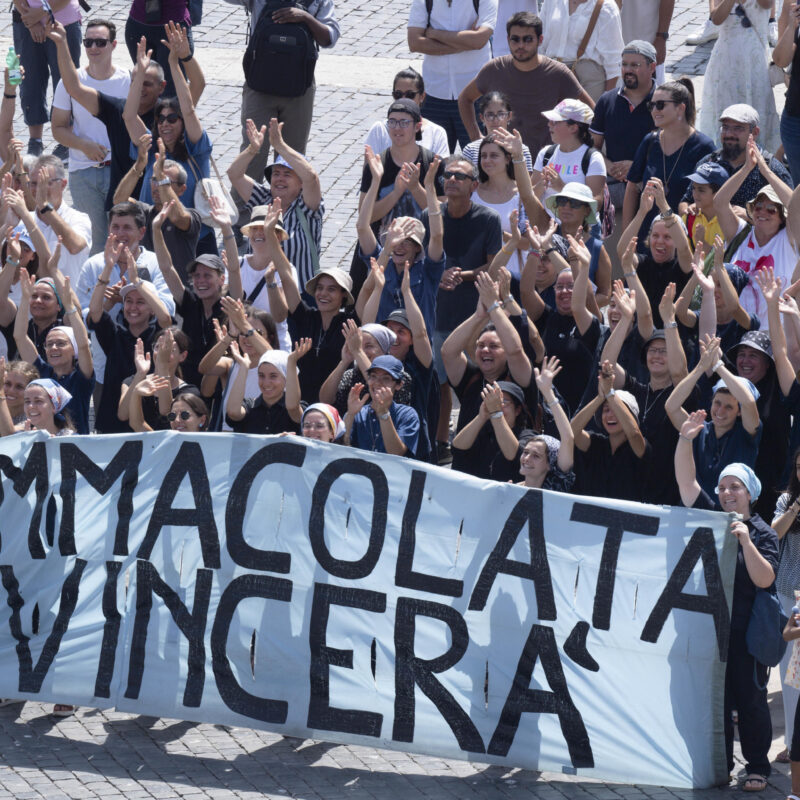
[163,159,187,186]
[32,154,66,181]
[443,154,478,180]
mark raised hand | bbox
[365,145,384,182]
[480,381,504,418]
[534,355,562,397]
[245,118,266,152]
[288,337,312,363]
[679,408,707,440]
[659,281,678,323]
[133,337,151,376]
[347,382,368,416]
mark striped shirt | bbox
[247,186,324,289]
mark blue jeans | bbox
[421,94,470,153]
[68,166,110,255]
[13,19,80,128]
[781,110,800,187]
[125,17,194,99]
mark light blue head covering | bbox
[716,463,761,501]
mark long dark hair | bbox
[152,97,189,162]
[477,135,514,182]
[785,446,800,503]
[657,78,696,126]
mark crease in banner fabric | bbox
[0,432,738,788]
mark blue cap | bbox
[367,355,404,380]
[687,162,730,188]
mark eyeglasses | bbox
[387,118,413,129]
[168,410,192,421]
[554,284,574,293]
[392,89,418,100]
[720,123,749,134]
[158,112,181,125]
[302,421,330,431]
[508,35,535,43]
[150,177,178,185]
[555,196,585,209]
[483,111,510,122]
[621,60,647,69]
[83,37,110,48]
[443,170,472,181]
[734,5,752,28]
[647,347,668,356]
[647,100,678,112]
[753,202,779,215]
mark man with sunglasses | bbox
[458,11,592,155]
[51,19,130,255]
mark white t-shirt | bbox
[364,119,450,158]
[52,67,131,172]
[533,143,606,214]
[731,223,798,334]
[239,255,298,352]
[38,203,92,286]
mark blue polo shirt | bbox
[590,82,656,167]
[359,243,445,338]
[351,402,420,458]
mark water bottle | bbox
[6,47,21,87]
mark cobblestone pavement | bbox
[0,0,796,797]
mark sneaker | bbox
[769,18,778,47]
[686,18,718,46]
[26,138,43,157]
[436,441,452,466]
[53,143,69,164]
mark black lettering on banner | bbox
[0,442,49,559]
[640,527,731,660]
[488,624,593,767]
[59,441,142,557]
[226,442,305,574]
[563,621,599,672]
[211,573,292,723]
[393,597,485,753]
[0,558,87,693]
[395,471,464,597]
[137,442,220,569]
[124,560,212,707]
[307,583,386,736]
[468,490,555,619]
[309,459,388,579]
[569,504,660,630]
[95,560,123,698]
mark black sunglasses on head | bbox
[157,112,181,124]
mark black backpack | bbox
[542,144,615,238]
[243,0,318,97]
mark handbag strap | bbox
[576,0,604,62]
[185,154,211,201]
[246,275,267,303]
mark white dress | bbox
[697,0,779,153]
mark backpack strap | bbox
[580,146,596,177]
[542,144,557,168]
[724,222,752,262]
[246,275,267,304]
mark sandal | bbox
[778,747,792,763]
[52,704,76,717]
[742,774,768,792]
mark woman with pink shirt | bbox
[12,0,81,156]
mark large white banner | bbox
[0,432,737,788]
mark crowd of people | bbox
[5,0,800,791]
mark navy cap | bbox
[367,355,404,380]
[687,162,730,188]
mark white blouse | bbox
[539,0,625,79]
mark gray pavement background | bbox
[0,0,796,797]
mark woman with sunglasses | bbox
[714,138,796,329]
[123,28,217,256]
[129,381,208,433]
[696,0,779,153]
[462,92,532,173]
[364,67,449,158]
[623,80,714,246]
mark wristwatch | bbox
[656,31,669,40]
[38,202,53,215]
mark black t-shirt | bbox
[226,396,300,435]
[288,304,359,403]
[691,492,779,631]
[96,92,152,209]
[635,254,691,329]
[573,431,650,502]
[176,287,223,388]
[452,422,521,482]
[539,309,600,416]
[431,202,503,332]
